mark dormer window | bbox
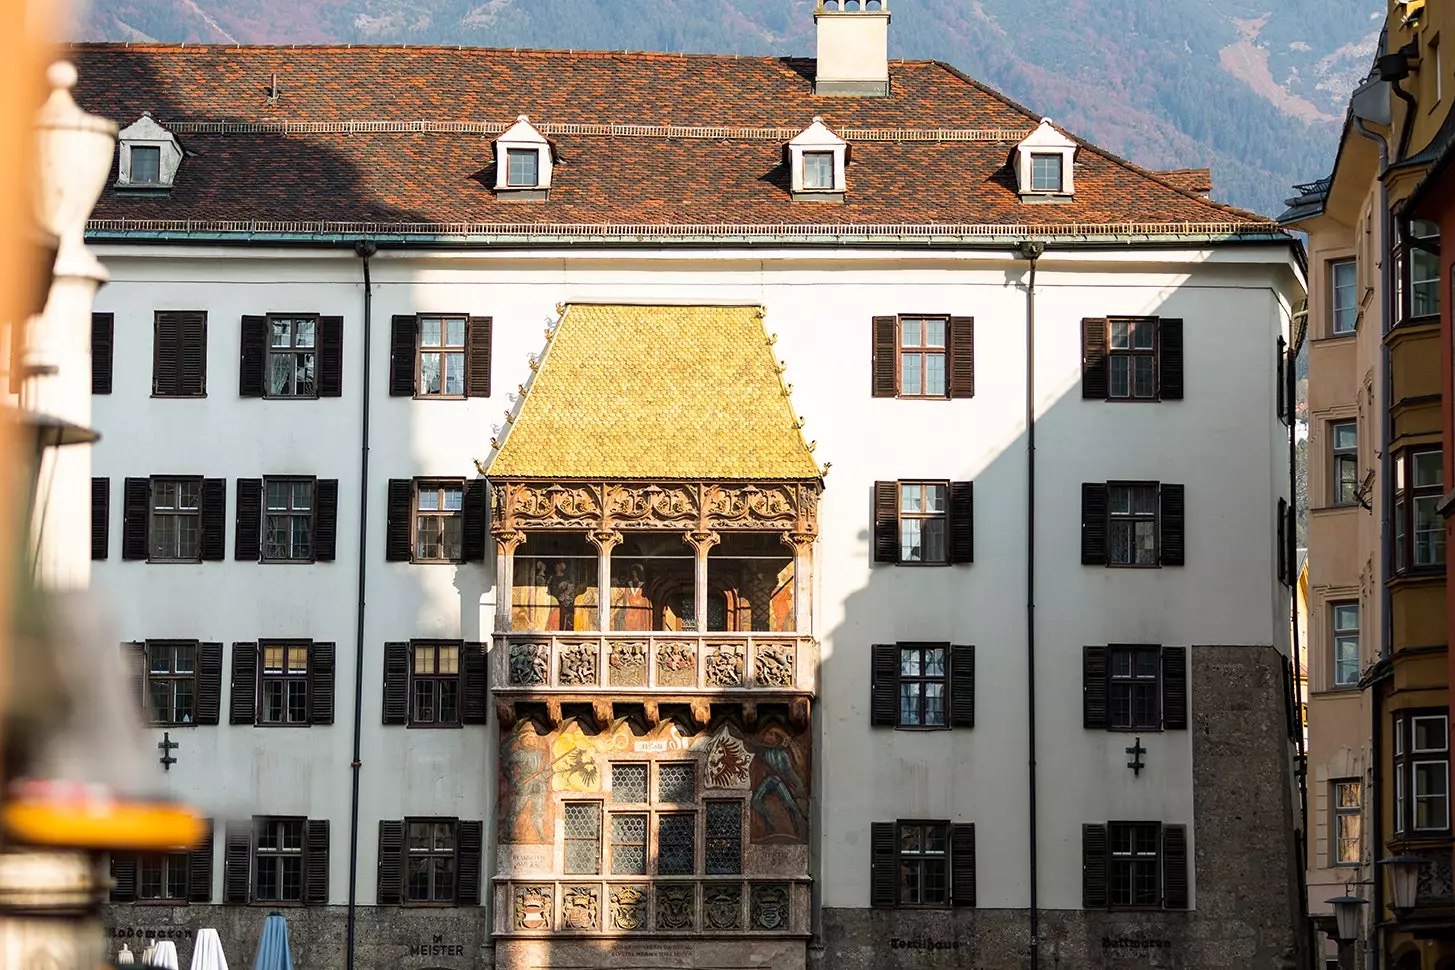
[115,112,183,191]
[1015,118,1076,201]
[788,117,849,201]
[494,115,554,200]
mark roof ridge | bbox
[930,60,1273,225]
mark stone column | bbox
[781,532,816,634]
[493,530,527,634]
[588,530,622,634]
[683,531,720,632]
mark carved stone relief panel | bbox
[704,884,744,930]
[705,642,746,688]
[494,479,820,534]
[750,884,791,931]
[609,885,648,930]
[608,640,647,687]
[656,641,697,687]
[704,484,798,528]
[754,644,795,688]
[510,641,550,686]
[605,483,700,526]
[561,886,599,930]
[655,884,695,930]
[514,885,554,931]
[559,640,600,686]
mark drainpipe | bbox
[1015,239,1045,968]
[1351,113,1390,970]
[345,239,377,970]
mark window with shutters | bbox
[897,317,948,398]
[266,316,317,398]
[1082,481,1183,569]
[874,480,973,566]
[150,478,202,562]
[563,802,602,875]
[260,642,310,725]
[412,642,461,726]
[1081,317,1182,402]
[1084,645,1185,733]
[1332,780,1362,866]
[871,315,973,400]
[112,834,214,905]
[1108,822,1160,907]
[263,478,313,562]
[1108,647,1160,730]
[415,482,465,563]
[417,315,467,398]
[1108,483,1157,566]
[871,643,974,731]
[1330,422,1359,506]
[897,482,947,563]
[870,820,974,909]
[147,641,197,725]
[897,821,949,906]
[254,817,305,903]
[405,819,457,902]
[152,311,207,397]
[898,644,947,728]
[136,853,190,901]
[1393,448,1445,572]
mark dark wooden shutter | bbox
[109,852,137,902]
[462,642,487,725]
[1081,318,1108,399]
[389,315,416,396]
[456,820,484,905]
[1159,318,1184,400]
[123,642,145,715]
[1285,502,1297,589]
[195,642,223,725]
[1276,336,1287,422]
[310,642,336,725]
[383,642,410,724]
[223,822,251,903]
[314,479,339,562]
[872,481,898,564]
[462,480,488,562]
[200,478,226,561]
[386,480,413,561]
[1162,824,1188,909]
[467,316,492,398]
[376,820,404,904]
[869,821,896,908]
[872,316,898,397]
[1159,483,1185,567]
[1161,646,1188,731]
[948,316,974,398]
[1283,657,1298,741]
[1283,336,1296,425]
[91,477,109,560]
[122,477,149,560]
[235,478,262,561]
[92,312,113,395]
[318,315,343,397]
[183,311,208,395]
[951,822,976,907]
[950,644,975,728]
[153,311,181,396]
[1081,483,1108,565]
[1083,646,1109,729]
[949,481,974,564]
[1082,823,1109,908]
[230,642,258,725]
[870,644,899,727]
[305,819,329,905]
[238,315,267,397]
[188,822,214,902]
[155,311,208,396]
[1277,498,1289,587]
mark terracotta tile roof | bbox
[66,44,1277,236]
[487,304,819,481]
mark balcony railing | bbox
[493,876,810,936]
[491,632,816,694]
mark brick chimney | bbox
[814,0,891,96]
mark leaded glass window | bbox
[610,813,647,875]
[563,802,601,875]
[658,763,696,804]
[657,813,695,875]
[705,802,743,875]
[612,763,648,804]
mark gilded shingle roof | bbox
[487,304,819,481]
[67,44,1277,234]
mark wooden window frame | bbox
[403,817,459,905]
[563,801,603,876]
[1029,153,1063,193]
[1107,645,1161,731]
[1106,821,1162,910]
[895,820,951,908]
[263,314,320,400]
[1396,219,1442,324]
[258,640,311,727]
[413,480,465,563]
[505,148,540,188]
[1332,779,1362,867]
[135,852,190,904]
[149,476,204,563]
[1106,481,1160,568]
[895,316,950,400]
[253,816,306,905]
[1330,422,1359,507]
[415,315,469,400]
[1330,601,1360,690]
[896,480,950,566]
[897,643,949,730]
[262,477,316,563]
[1105,317,1159,402]
[1392,448,1445,574]
[1330,259,1358,335]
[145,639,198,727]
[409,641,462,729]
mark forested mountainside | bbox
[74,0,1382,215]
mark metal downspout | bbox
[345,240,377,970]
[1287,317,1316,969]
[1016,239,1045,968]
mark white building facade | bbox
[74,9,1308,970]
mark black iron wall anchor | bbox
[1126,737,1146,777]
[157,732,178,771]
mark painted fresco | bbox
[748,723,810,843]
[499,723,552,844]
[512,556,599,631]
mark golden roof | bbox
[487,304,820,481]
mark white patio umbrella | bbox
[189,929,230,970]
[141,941,156,965]
[116,943,134,964]
[151,940,180,970]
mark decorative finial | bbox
[555,302,565,315]
[813,115,823,124]
[517,383,525,395]
[767,333,778,345]
[48,61,78,91]
[504,411,514,423]
[528,356,539,372]
[489,439,498,450]
[821,462,832,476]
[808,440,817,452]
[519,114,530,122]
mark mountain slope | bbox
[70,0,1381,215]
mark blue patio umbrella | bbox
[251,913,295,970]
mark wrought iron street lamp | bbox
[1325,895,1368,970]
[1380,854,1424,913]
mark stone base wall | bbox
[495,937,808,970]
[101,904,490,970]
